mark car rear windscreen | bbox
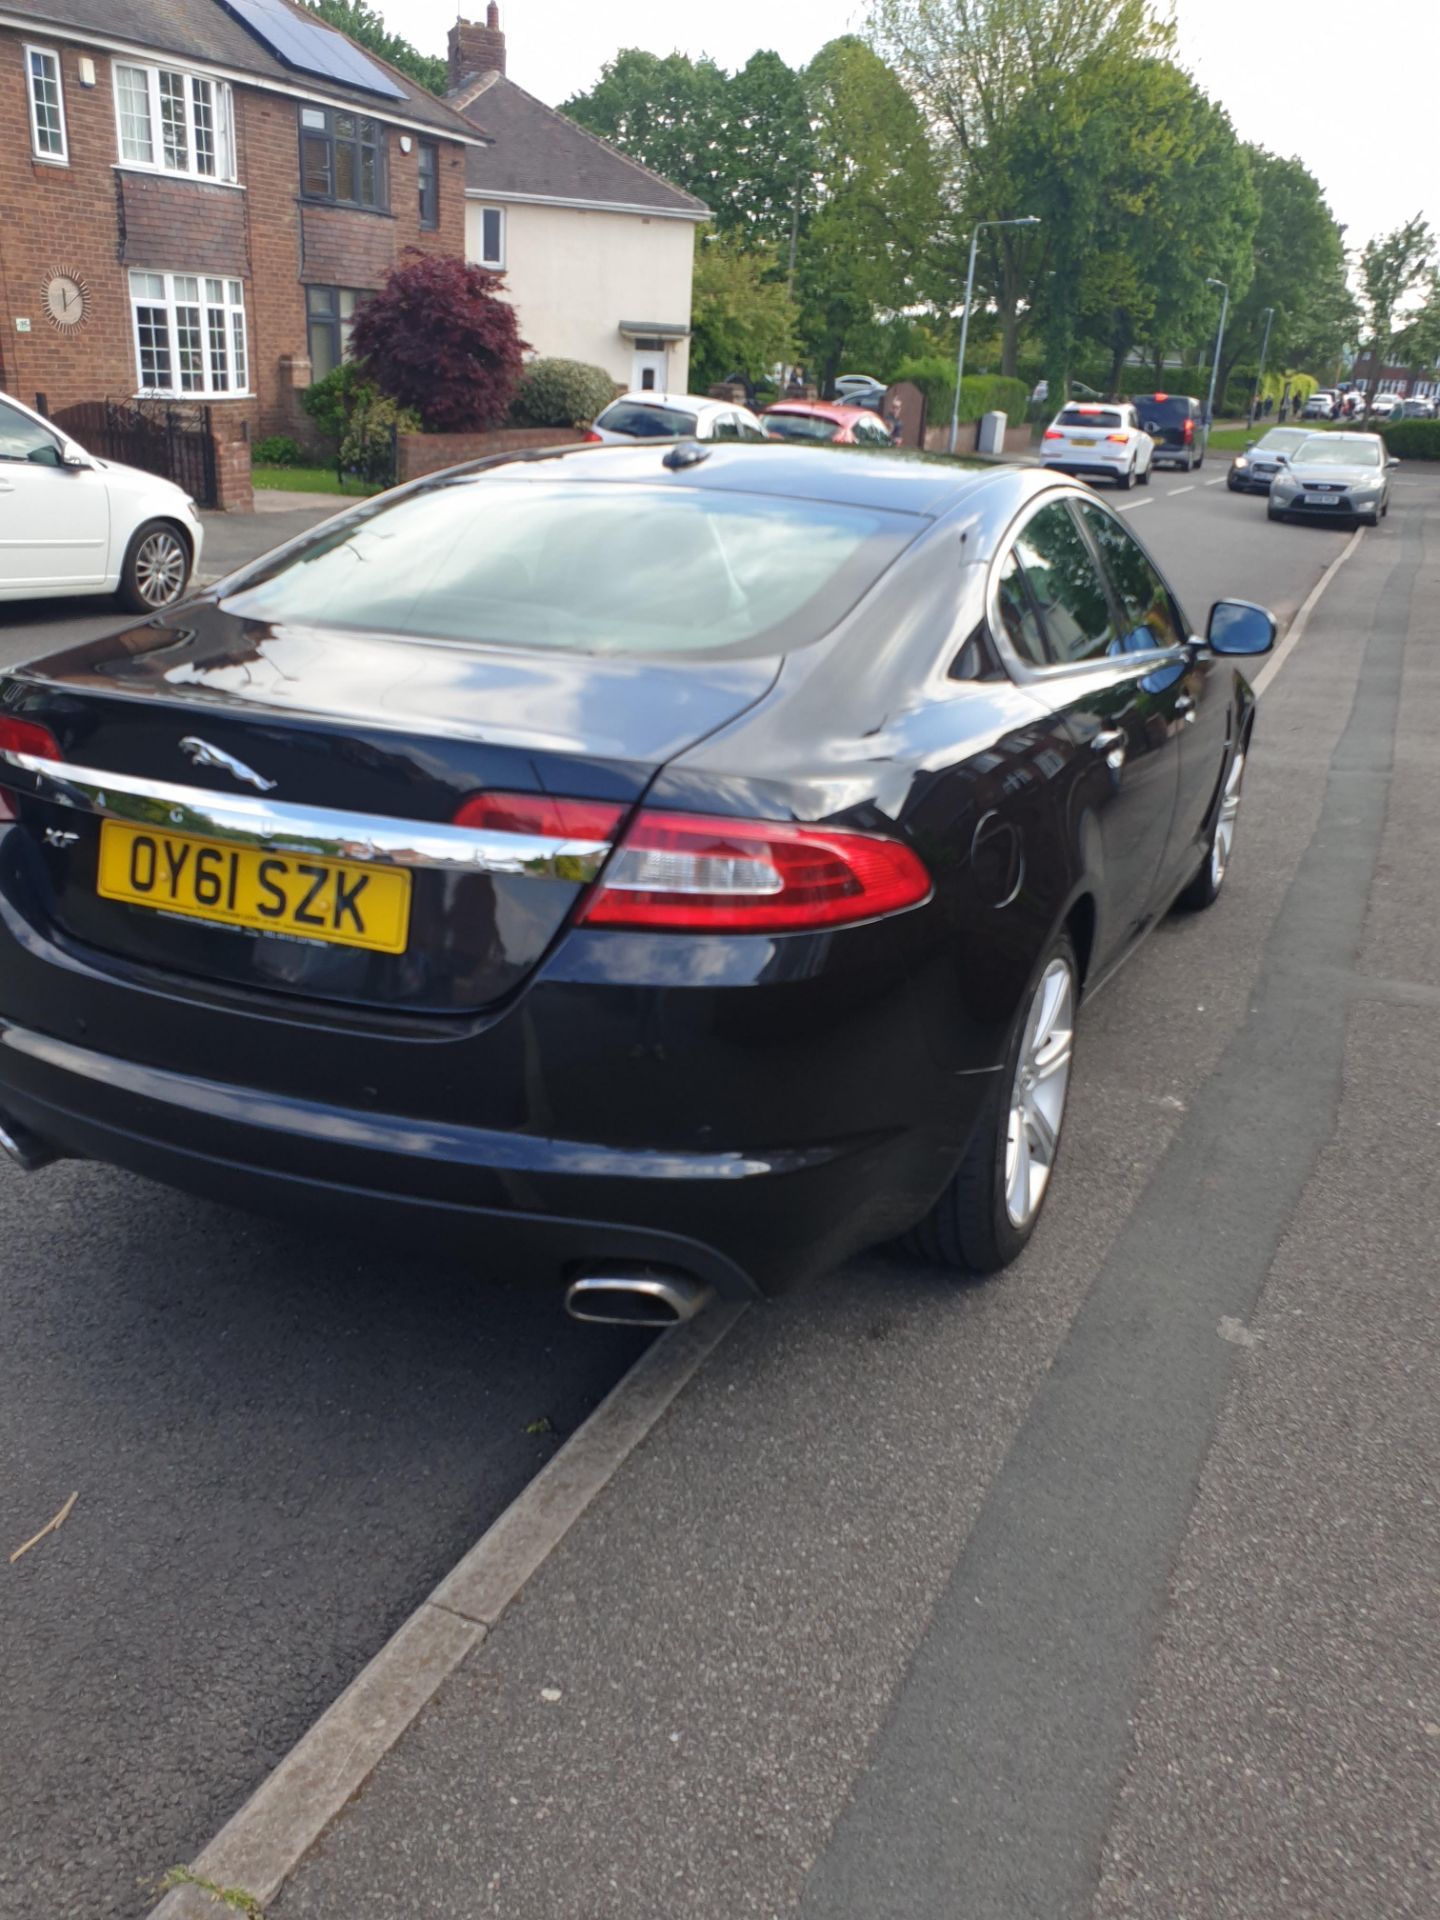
[596,401,699,439]
[1058,408,1124,428]
[765,413,842,442]
[222,478,923,658]
[1133,396,1195,421]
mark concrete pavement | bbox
[156,482,1435,1916]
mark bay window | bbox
[130,272,249,397]
[114,62,236,181]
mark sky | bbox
[383,0,1439,253]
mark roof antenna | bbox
[662,443,710,470]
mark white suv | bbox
[0,391,203,610]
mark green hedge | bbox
[509,357,619,429]
[1381,418,1440,460]
[890,357,1030,426]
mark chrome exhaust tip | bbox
[0,1117,63,1173]
[565,1271,713,1328]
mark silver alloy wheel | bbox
[1211,748,1245,889]
[1004,955,1076,1230]
[134,529,187,607]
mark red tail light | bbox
[0,716,62,822]
[1182,417,1194,442]
[578,810,932,933]
[1043,428,1063,440]
[0,717,62,760]
[583,429,604,444]
[1104,432,1129,443]
[452,791,625,841]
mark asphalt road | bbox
[1,461,1423,1920]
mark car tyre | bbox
[118,520,192,613]
[1176,741,1246,912]
[906,932,1078,1277]
[1117,461,1134,491]
[1267,502,1285,523]
[1137,458,1151,486]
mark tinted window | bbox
[1078,503,1185,652]
[1058,408,1123,429]
[995,551,1048,665]
[596,401,698,439]
[766,412,841,442]
[1010,503,1117,665]
[224,478,921,659]
[1133,395,1195,422]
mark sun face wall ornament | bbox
[43,270,90,331]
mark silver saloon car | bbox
[1226,425,1311,493]
[1266,432,1396,528]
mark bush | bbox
[509,358,618,428]
[1381,418,1440,459]
[890,358,1030,429]
[349,251,528,432]
[339,388,421,485]
[253,434,301,467]
[300,361,373,444]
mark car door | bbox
[997,496,1186,970]
[1077,497,1230,898]
[0,400,109,593]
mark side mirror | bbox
[1207,599,1276,657]
[1387,456,1400,468]
[62,450,94,471]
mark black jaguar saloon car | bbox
[0,445,1273,1325]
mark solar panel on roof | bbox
[220,0,408,101]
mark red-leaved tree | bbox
[348,251,528,432]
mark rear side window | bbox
[223,477,923,659]
[1134,396,1194,422]
[596,401,698,439]
[995,551,1048,665]
[1078,502,1185,651]
[1008,503,1117,665]
[766,412,842,443]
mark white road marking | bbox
[1167,485,1195,496]
[1204,476,1225,486]
[1252,526,1365,699]
[1116,498,1154,512]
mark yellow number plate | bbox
[1072,435,1098,447]
[97,821,411,955]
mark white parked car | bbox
[1040,401,1155,489]
[588,392,768,445]
[1367,392,1404,420]
[0,390,203,610]
[1301,392,1335,419]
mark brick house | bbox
[446,8,708,393]
[0,0,481,474]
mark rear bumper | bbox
[1039,457,1131,482]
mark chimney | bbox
[448,6,506,89]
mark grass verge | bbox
[251,466,381,496]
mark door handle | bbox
[1091,728,1127,772]
[1175,695,1197,724]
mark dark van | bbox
[1132,393,1207,470]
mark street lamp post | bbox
[948,215,1042,455]
[1204,277,1230,427]
[1249,306,1275,425]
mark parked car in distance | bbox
[1399,396,1435,418]
[1040,401,1155,488]
[834,374,887,401]
[0,389,203,611]
[1267,432,1396,528]
[1131,393,1207,470]
[1301,391,1335,420]
[1226,426,1313,493]
[0,447,1273,1327]
[588,392,768,444]
[762,402,896,447]
[1366,392,1404,421]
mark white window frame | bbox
[112,60,237,183]
[477,204,505,269]
[24,45,68,165]
[129,270,250,399]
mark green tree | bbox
[1218,149,1349,398]
[689,230,799,388]
[301,1,446,95]
[1357,214,1435,413]
[797,36,945,389]
[721,52,816,251]
[561,49,730,210]
[871,0,1173,373]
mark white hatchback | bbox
[589,392,769,445]
[0,391,203,610]
[1040,402,1155,490]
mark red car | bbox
[763,402,897,448]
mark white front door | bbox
[631,345,668,393]
[0,401,109,592]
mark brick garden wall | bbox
[397,425,585,482]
